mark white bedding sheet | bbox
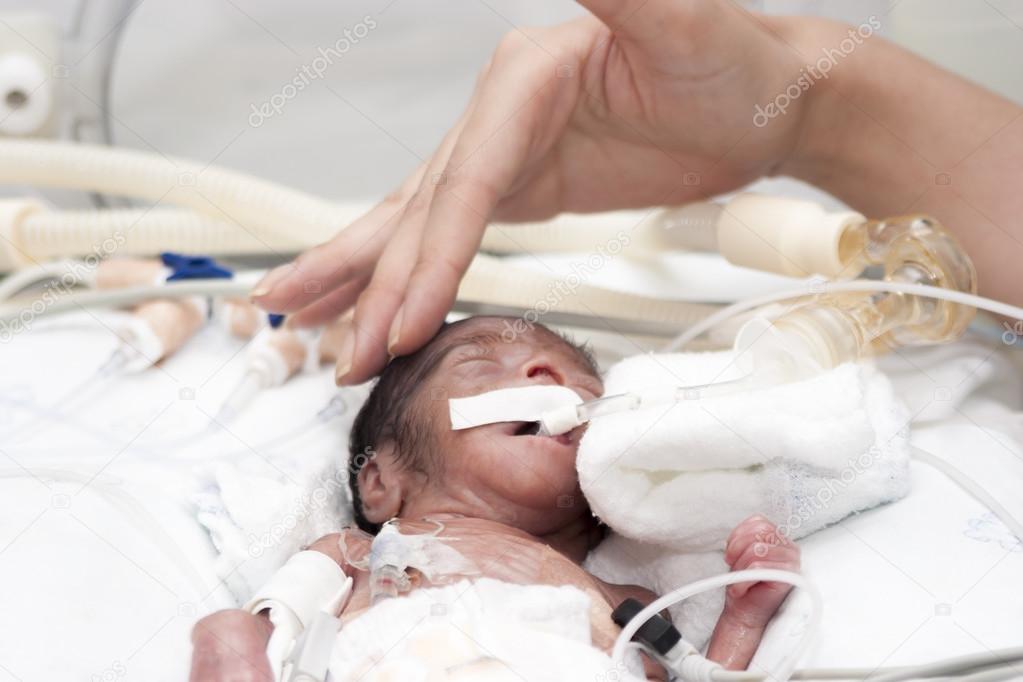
[0,308,1020,680]
[0,312,353,681]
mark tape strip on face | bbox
[449,385,583,430]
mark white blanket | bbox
[579,352,911,551]
[580,352,911,649]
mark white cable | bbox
[910,445,1023,557]
[0,467,227,608]
[665,280,1023,351]
[0,278,251,323]
[610,569,820,682]
[0,259,90,301]
[957,664,1023,682]
[865,647,1023,682]
[0,259,722,337]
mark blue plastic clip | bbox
[268,314,286,329]
[161,252,234,281]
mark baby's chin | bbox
[494,461,581,513]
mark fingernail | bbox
[334,330,356,385]
[387,306,404,353]
[251,264,291,299]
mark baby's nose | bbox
[522,357,565,386]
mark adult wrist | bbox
[770,15,877,185]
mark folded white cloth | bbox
[579,352,911,551]
[195,458,352,602]
[580,352,911,650]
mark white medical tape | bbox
[244,550,352,628]
[449,385,583,430]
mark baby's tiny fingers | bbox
[725,518,780,563]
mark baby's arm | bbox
[705,515,801,670]
[188,533,354,681]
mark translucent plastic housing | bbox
[740,214,977,373]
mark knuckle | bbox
[446,171,501,210]
[495,29,529,56]
[359,281,405,311]
[415,249,465,283]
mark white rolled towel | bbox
[578,351,912,551]
[580,351,911,651]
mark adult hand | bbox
[251,0,809,384]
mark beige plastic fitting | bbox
[716,193,866,278]
[0,198,46,270]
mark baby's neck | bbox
[396,512,604,564]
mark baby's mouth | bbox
[507,421,574,446]
[513,422,541,436]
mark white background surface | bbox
[1,1,1022,680]
[0,0,1021,204]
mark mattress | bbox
[0,309,1020,681]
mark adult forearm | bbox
[776,16,1023,306]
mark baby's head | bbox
[348,316,603,535]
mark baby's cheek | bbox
[503,454,579,506]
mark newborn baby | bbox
[190,316,800,680]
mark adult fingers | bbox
[387,36,578,357]
[286,276,369,328]
[332,62,493,383]
[249,181,419,315]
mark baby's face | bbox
[418,318,603,533]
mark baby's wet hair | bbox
[346,316,598,534]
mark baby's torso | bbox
[335,518,653,651]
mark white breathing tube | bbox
[0,140,353,244]
[17,207,308,258]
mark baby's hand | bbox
[722,515,800,628]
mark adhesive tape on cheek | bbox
[449,385,583,430]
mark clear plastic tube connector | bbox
[538,376,754,436]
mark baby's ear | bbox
[356,444,404,524]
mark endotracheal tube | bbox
[538,375,756,436]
